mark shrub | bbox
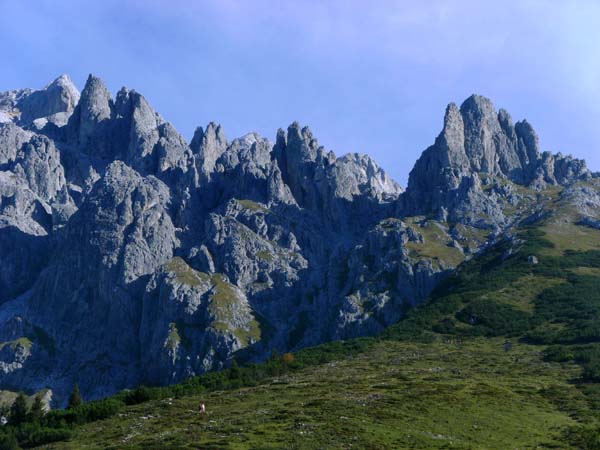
[28,427,72,446]
[0,432,18,450]
[123,386,156,406]
[15,423,72,448]
[43,398,123,428]
[433,318,456,334]
[544,345,574,362]
[582,362,600,382]
[455,300,531,336]
[562,425,600,450]
[79,398,123,422]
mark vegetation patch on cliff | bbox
[237,199,269,213]
[404,217,465,268]
[0,337,32,352]
[209,274,261,345]
[165,257,210,287]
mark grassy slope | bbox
[46,339,584,449]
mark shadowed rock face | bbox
[0,76,596,405]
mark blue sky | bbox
[1,0,599,185]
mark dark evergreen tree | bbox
[9,392,28,426]
[67,384,83,409]
[29,393,45,422]
[229,359,240,380]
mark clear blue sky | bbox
[1,0,599,185]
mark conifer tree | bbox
[229,358,240,380]
[9,392,28,426]
[67,384,83,409]
[29,393,45,422]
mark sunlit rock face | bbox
[402,95,590,228]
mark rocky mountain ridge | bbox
[0,75,595,405]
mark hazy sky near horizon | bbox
[1,0,599,185]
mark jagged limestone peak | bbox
[404,94,591,219]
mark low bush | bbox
[16,424,72,448]
[0,432,18,450]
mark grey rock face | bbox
[190,122,228,183]
[0,75,79,129]
[0,122,33,164]
[0,226,50,303]
[15,135,68,204]
[0,75,597,406]
[140,258,260,385]
[7,161,180,400]
[17,75,80,127]
[0,120,73,303]
[0,89,30,123]
[403,95,590,225]
[272,123,401,233]
[559,183,600,226]
[115,89,191,176]
[331,153,403,201]
[57,160,178,286]
[69,75,113,154]
[66,76,191,182]
[203,203,307,289]
[332,218,452,339]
